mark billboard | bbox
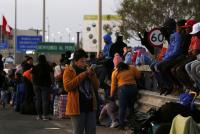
[0,41,8,49]
[17,35,42,52]
[83,15,121,52]
[37,42,75,53]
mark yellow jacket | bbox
[110,65,140,97]
[63,65,99,116]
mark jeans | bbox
[185,60,200,89]
[175,56,196,89]
[71,112,96,134]
[33,85,50,117]
[0,90,8,108]
[118,84,138,127]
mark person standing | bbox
[0,54,3,72]
[103,34,112,59]
[22,56,33,72]
[32,55,54,120]
[54,58,65,95]
[63,49,99,134]
[109,35,127,58]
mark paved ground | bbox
[0,106,132,134]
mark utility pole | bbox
[98,0,102,56]
[76,32,80,49]
[14,0,17,64]
[48,23,50,42]
[43,0,46,42]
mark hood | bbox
[103,34,112,44]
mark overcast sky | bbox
[0,0,121,42]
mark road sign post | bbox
[147,28,164,47]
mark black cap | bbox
[176,19,186,27]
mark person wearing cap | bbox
[172,22,200,91]
[170,20,197,89]
[110,53,140,130]
[151,19,186,95]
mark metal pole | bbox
[48,24,50,42]
[98,0,102,55]
[43,0,46,42]
[76,32,80,49]
[69,33,70,43]
[14,0,17,64]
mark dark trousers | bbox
[150,60,173,89]
[71,112,96,134]
[33,85,50,117]
[157,57,185,88]
[172,56,196,89]
[150,56,184,90]
[118,84,138,127]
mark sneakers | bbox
[36,115,51,121]
[110,121,119,128]
[42,116,51,121]
[36,116,42,120]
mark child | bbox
[99,98,119,128]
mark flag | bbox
[2,16,12,36]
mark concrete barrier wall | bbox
[137,90,200,112]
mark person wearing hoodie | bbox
[150,19,185,95]
[103,34,112,59]
[154,19,186,95]
[109,35,127,58]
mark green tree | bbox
[117,0,200,39]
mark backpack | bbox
[178,92,197,110]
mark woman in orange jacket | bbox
[63,49,99,134]
[110,53,141,130]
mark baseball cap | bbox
[190,22,200,34]
[180,19,196,28]
[176,19,186,27]
[69,53,74,60]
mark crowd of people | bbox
[0,18,200,134]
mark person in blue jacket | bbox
[103,34,112,59]
[152,19,186,95]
